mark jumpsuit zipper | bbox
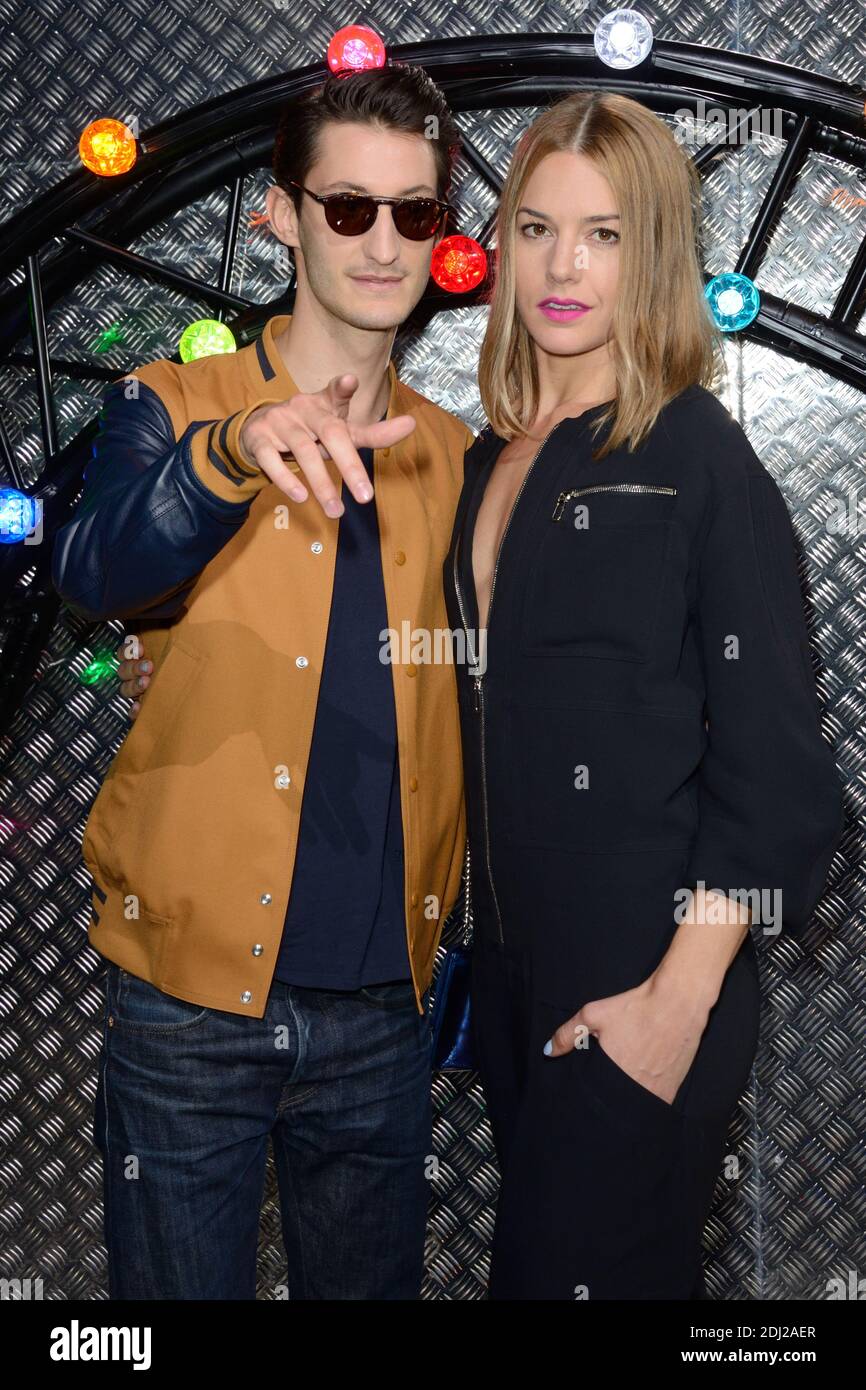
[551,482,676,521]
[451,421,562,944]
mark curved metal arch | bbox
[1,30,866,724]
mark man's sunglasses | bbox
[288,181,452,241]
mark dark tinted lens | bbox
[324,195,377,235]
[393,199,445,240]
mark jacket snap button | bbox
[241,991,252,1004]
[296,656,309,669]
[260,893,272,905]
[276,772,291,788]
[394,550,406,565]
[409,775,418,791]
[252,944,263,956]
[405,663,417,677]
[310,541,323,554]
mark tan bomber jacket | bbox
[52,314,474,1016]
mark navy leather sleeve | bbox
[51,379,255,622]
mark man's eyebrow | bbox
[517,208,621,222]
[318,180,438,196]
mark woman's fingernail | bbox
[543,1039,553,1055]
[141,661,152,672]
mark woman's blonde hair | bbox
[478,90,726,459]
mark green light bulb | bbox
[93,322,124,354]
[179,319,237,362]
[80,652,119,686]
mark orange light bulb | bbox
[79,119,137,177]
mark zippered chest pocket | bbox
[520,482,677,663]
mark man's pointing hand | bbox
[238,372,415,518]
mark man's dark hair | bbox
[272,62,462,226]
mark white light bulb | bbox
[610,21,636,52]
[717,289,744,316]
[594,9,654,69]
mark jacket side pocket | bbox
[83,636,205,886]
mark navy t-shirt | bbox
[272,440,411,988]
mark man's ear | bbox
[266,183,300,255]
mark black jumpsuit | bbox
[442,384,844,1300]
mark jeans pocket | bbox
[113,966,210,1032]
[357,979,418,1011]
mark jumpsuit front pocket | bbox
[537,1001,687,1138]
[520,484,677,663]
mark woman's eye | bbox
[519,223,619,243]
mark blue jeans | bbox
[93,962,432,1299]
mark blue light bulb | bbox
[705,273,761,332]
[0,488,41,543]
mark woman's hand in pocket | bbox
[542,978,709,1105]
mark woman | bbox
[441,91,844,1300]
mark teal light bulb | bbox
[705,273,760,332]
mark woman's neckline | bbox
[484,397,615,454]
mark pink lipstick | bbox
[538,298,591,322]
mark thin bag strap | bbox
[460,838,474,947]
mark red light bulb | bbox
[326,25,386,73]
[430,236,487,294]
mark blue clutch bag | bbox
[429,841,475,1070]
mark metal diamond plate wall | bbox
[0,0,863,1302]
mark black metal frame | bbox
[1,31,866,727]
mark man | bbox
[52,63,477,1300]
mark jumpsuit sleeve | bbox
[682,432,844,940]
